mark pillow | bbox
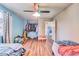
[10,44,22,51]
[27,31,38,39]
[55,40,79,46]
[52,42,61,56]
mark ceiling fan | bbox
[24,3,50,13]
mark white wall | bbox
[38,20,45,36]
[38,19,51,37]
[54,4,79,42]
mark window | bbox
[0,11,4,43]
[0,12,3,36]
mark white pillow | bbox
[27,31,38,38]
[52,42,61,56]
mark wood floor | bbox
[23,39,53,56]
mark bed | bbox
[0,43,25,56]
[52,42,61,56]
[52,40,79,56]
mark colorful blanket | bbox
[59,45,79,56]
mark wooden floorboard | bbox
[23,39,53,56]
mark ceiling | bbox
[2,3,71,20]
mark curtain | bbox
[0,11,4,43]
[3,11,12,43]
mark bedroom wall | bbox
[54,4,79,42]
[38,20,45,36]
[0,4,25,42]
[38,19,51,37]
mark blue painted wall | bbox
[12,14,24,42]
[0,4,26,42]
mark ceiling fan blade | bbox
[24,10,50,13]
[24,10,34,12]
[40,11,50,13]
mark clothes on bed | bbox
[0,43,25,56]
[0,48,24,56]
[9,48,24,56]
[0,47,14,55]
[10,43,22,51]
[55,40,79,46]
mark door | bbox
[45,21,55,40]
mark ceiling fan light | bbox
[33,12,40,17]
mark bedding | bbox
[53,40,79,56]
[52,42,61,56]
[55,40,79,46]
[0,43,25,56]
[9,48,24,56]
[59,45,79,56]
[0,47,14,55]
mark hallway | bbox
[23,39,53,56]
